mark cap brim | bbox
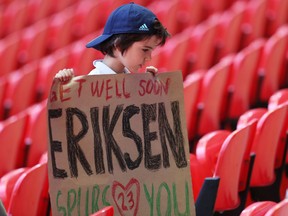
[86,34,112,49]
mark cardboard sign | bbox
[47,72,195,216]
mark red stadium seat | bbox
[195,122,256,214]
[190,154,220,216]
[17,19,49,67]
[23,100,48,167]
[46,7,75,53]
[0,168,28,210]
[257,26,288,106]
[265,198,288,216]
[0,32,21,77]
[266,0,288,36]
[269,89,288,110]
[90,206,114,216]
[268,89,288,202]
[49,0,76,14]
[268,89,288,168]
[1,1,28,36]
[155,31,191,78]
[2,63,38,119]
[224,39,265,128]
[202,0,233,16]
[27,0,53,24]
[0,77,8,121]
[196,56,232,137]
[36,49,69,101]
[183,71,204,145]
[214,123,255,214]
[176,0,205,31]
[6,162,49,216]
[215,1,246,61]
[241,0,268,48]
[0,113,28,177]
[186,15,220,72]
[240,201,277,216]
[196,130,231,179]
[237,105,288,202]
[73,0,111,40]
[147,0,179,35]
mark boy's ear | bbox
[113,38,121,48]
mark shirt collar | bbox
[93,60,131,74]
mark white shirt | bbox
[88,60,130,75]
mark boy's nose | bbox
[145,54,152,62]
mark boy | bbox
[55,2,170,81]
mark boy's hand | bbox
[145,66,158,76]
[55,68,74,82]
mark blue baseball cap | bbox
[86,2,157,50]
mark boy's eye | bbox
[142,49,149,52]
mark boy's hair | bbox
[97,18,170,57]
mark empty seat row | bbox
[0,0,81,38]
[151,0,288,80]
[240,199,288,215]
[0,99,48,177]
[0,156,49,215]
[184,25,288,148]
[190,90,288,214]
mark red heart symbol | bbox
[112,178,140,216]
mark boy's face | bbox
[116,36,161,73]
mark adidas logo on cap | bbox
[139,23,149,31]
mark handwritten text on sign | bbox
[47,72,195,216]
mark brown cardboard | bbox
[47,72,195,216]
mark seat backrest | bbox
[241,0,268,46]
[268,91,288,168]
[237,108,267,130]
[197,57,231,136]
[1,1,28,36]
[250,105,287,186]
[187,14,220,72]
[0,32,20,77]
[73,0,110,39]
[159,32,191,78]
[190,153,212,200]
[259,25,288,102]
[196,130,230,174]
[240,201,277,216]
[24,99,48,167]
[176,0,205,29]
[214,122,253,211]
[90,206,114,216]
[3,63,38,118]
[0,113,28,177]
[7,162,48,216]
[149,0,179,35]
[228,39,265,119]
[216,1,246,59]
[0,167,28,210]
[17,19,49,67]
[36,49,69,101]
[0,77,8,121]
[265,198,288,216]
[238,120,257,192]
[183,71,204,141]
[266,0,288,36]
[46,6,74,53]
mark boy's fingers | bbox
[55,69,74,82]
[145,66,158,75]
